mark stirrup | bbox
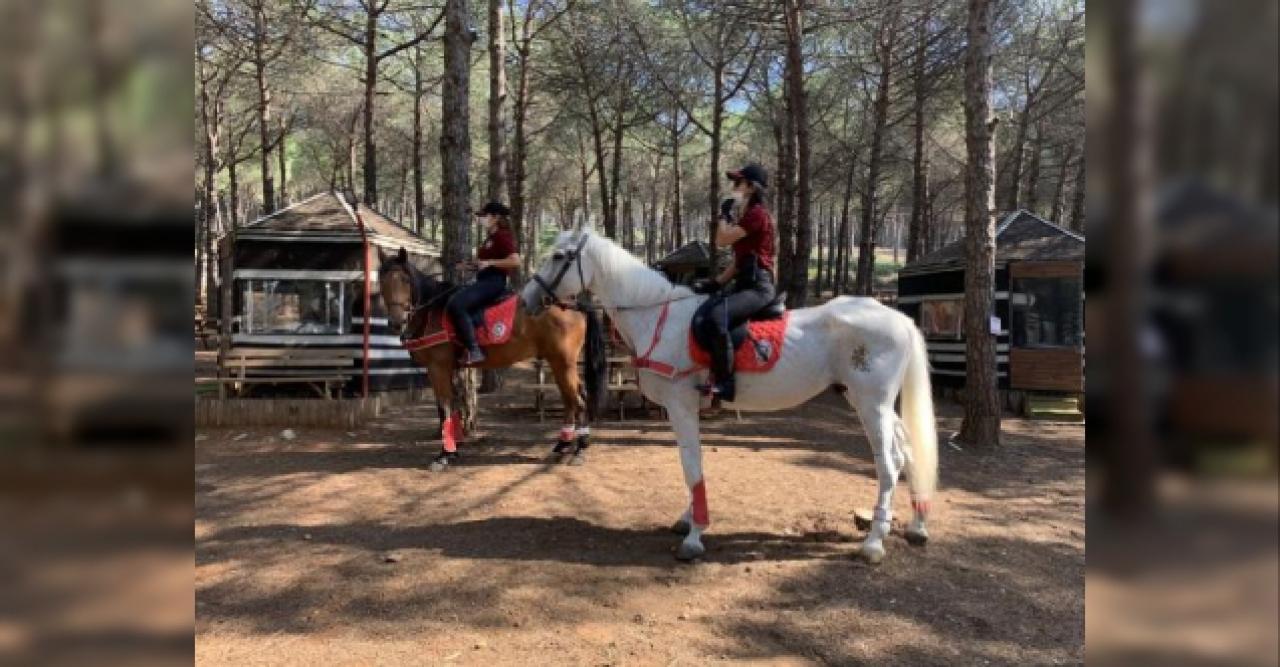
[696,379,736,403]
[459,347,486,366]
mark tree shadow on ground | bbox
[716,533,1085,665]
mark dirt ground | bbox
[196,364,1085,665]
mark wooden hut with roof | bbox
[216,192,441,395]
[897,210,1085,410]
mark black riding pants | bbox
[446,273,507,350]
[694,271,776,379]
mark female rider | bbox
[691,163,777,402]
[448,201,521,365]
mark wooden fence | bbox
[195,389,429,429]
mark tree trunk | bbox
[1049,141,1076,223]
[228,158,241,229]
[413,45,427,235]
[277,118,288,207]
[1102,0,1155,516]
[856,33,894,295]
[1069,155,1086,231]
[441,0,473,282]
[254,3,275,213]
[197,47,221,310]
[707,63,725,259]
[586,106,613,236]
[362,13,378,205]
[609,111,626,239]
[670,112,684,248]
[957,0,1001,448]
[837,163,855,293]
[774,83,796,295]
[486,0,507,202]
[1021,123,1043,213]
[784,3,812,306]
[1001,101,1031,213]
[907,8,931,264]
[509,38,531,246]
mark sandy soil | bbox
[196,364,1084,665]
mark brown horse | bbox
[377,247,606,471]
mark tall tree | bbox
[854,3,901,296]
[1101,0,1154,516]
[487,0,507,202]
[781,0,811,305]
[200,0,311,214]
[506,0,574,252]
[957,0,1000,447]
[441,0,474,281]
[309,0,445,205]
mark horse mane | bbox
[379,254,452,308]
[582,232,695,307]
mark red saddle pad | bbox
[403,294,519,352]
[688,311,790,373]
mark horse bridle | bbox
[384,260,452,340]
[531,231,591,308]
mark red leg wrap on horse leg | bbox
[442,413,461,453]
[691,480,710,527]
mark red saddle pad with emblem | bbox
[688,312,791,373]
[403,294,519,352]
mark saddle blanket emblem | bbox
[688,311,791,373]
[402,294,519,351]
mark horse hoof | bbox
[568,454,586,466]
[675,541,705,562]
[858,542,886,564]
[429,459,450,472]
[904,528,929,547]
[670,519,692,535]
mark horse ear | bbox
[397,247,409,263]
[376,246,389,265]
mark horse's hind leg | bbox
[847,391,905,564]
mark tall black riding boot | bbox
[706,330,736,402]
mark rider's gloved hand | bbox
[691,278,720,295]
[720,198,735,222]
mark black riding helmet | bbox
[475,201,511,217]
[725,163,768,189]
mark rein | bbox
[534,231,701,313]
[534,232,707,378]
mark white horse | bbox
[522,229,938,563]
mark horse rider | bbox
[691,163,778,402]
[448,201,521,365]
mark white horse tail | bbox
[901,323,938,510]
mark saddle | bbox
[688,292,790,373]
[403,292,518,352]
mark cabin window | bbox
[1011,276,1083,347]
[241,279,345,334]
[920,298,964,339]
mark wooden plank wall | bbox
[1009,347,1084,392]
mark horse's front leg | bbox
[549,356,587,466]
[428,361,461,472]
[666,396,708,561]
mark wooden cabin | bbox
[897,210,1085,410]
[217,192,440,395]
